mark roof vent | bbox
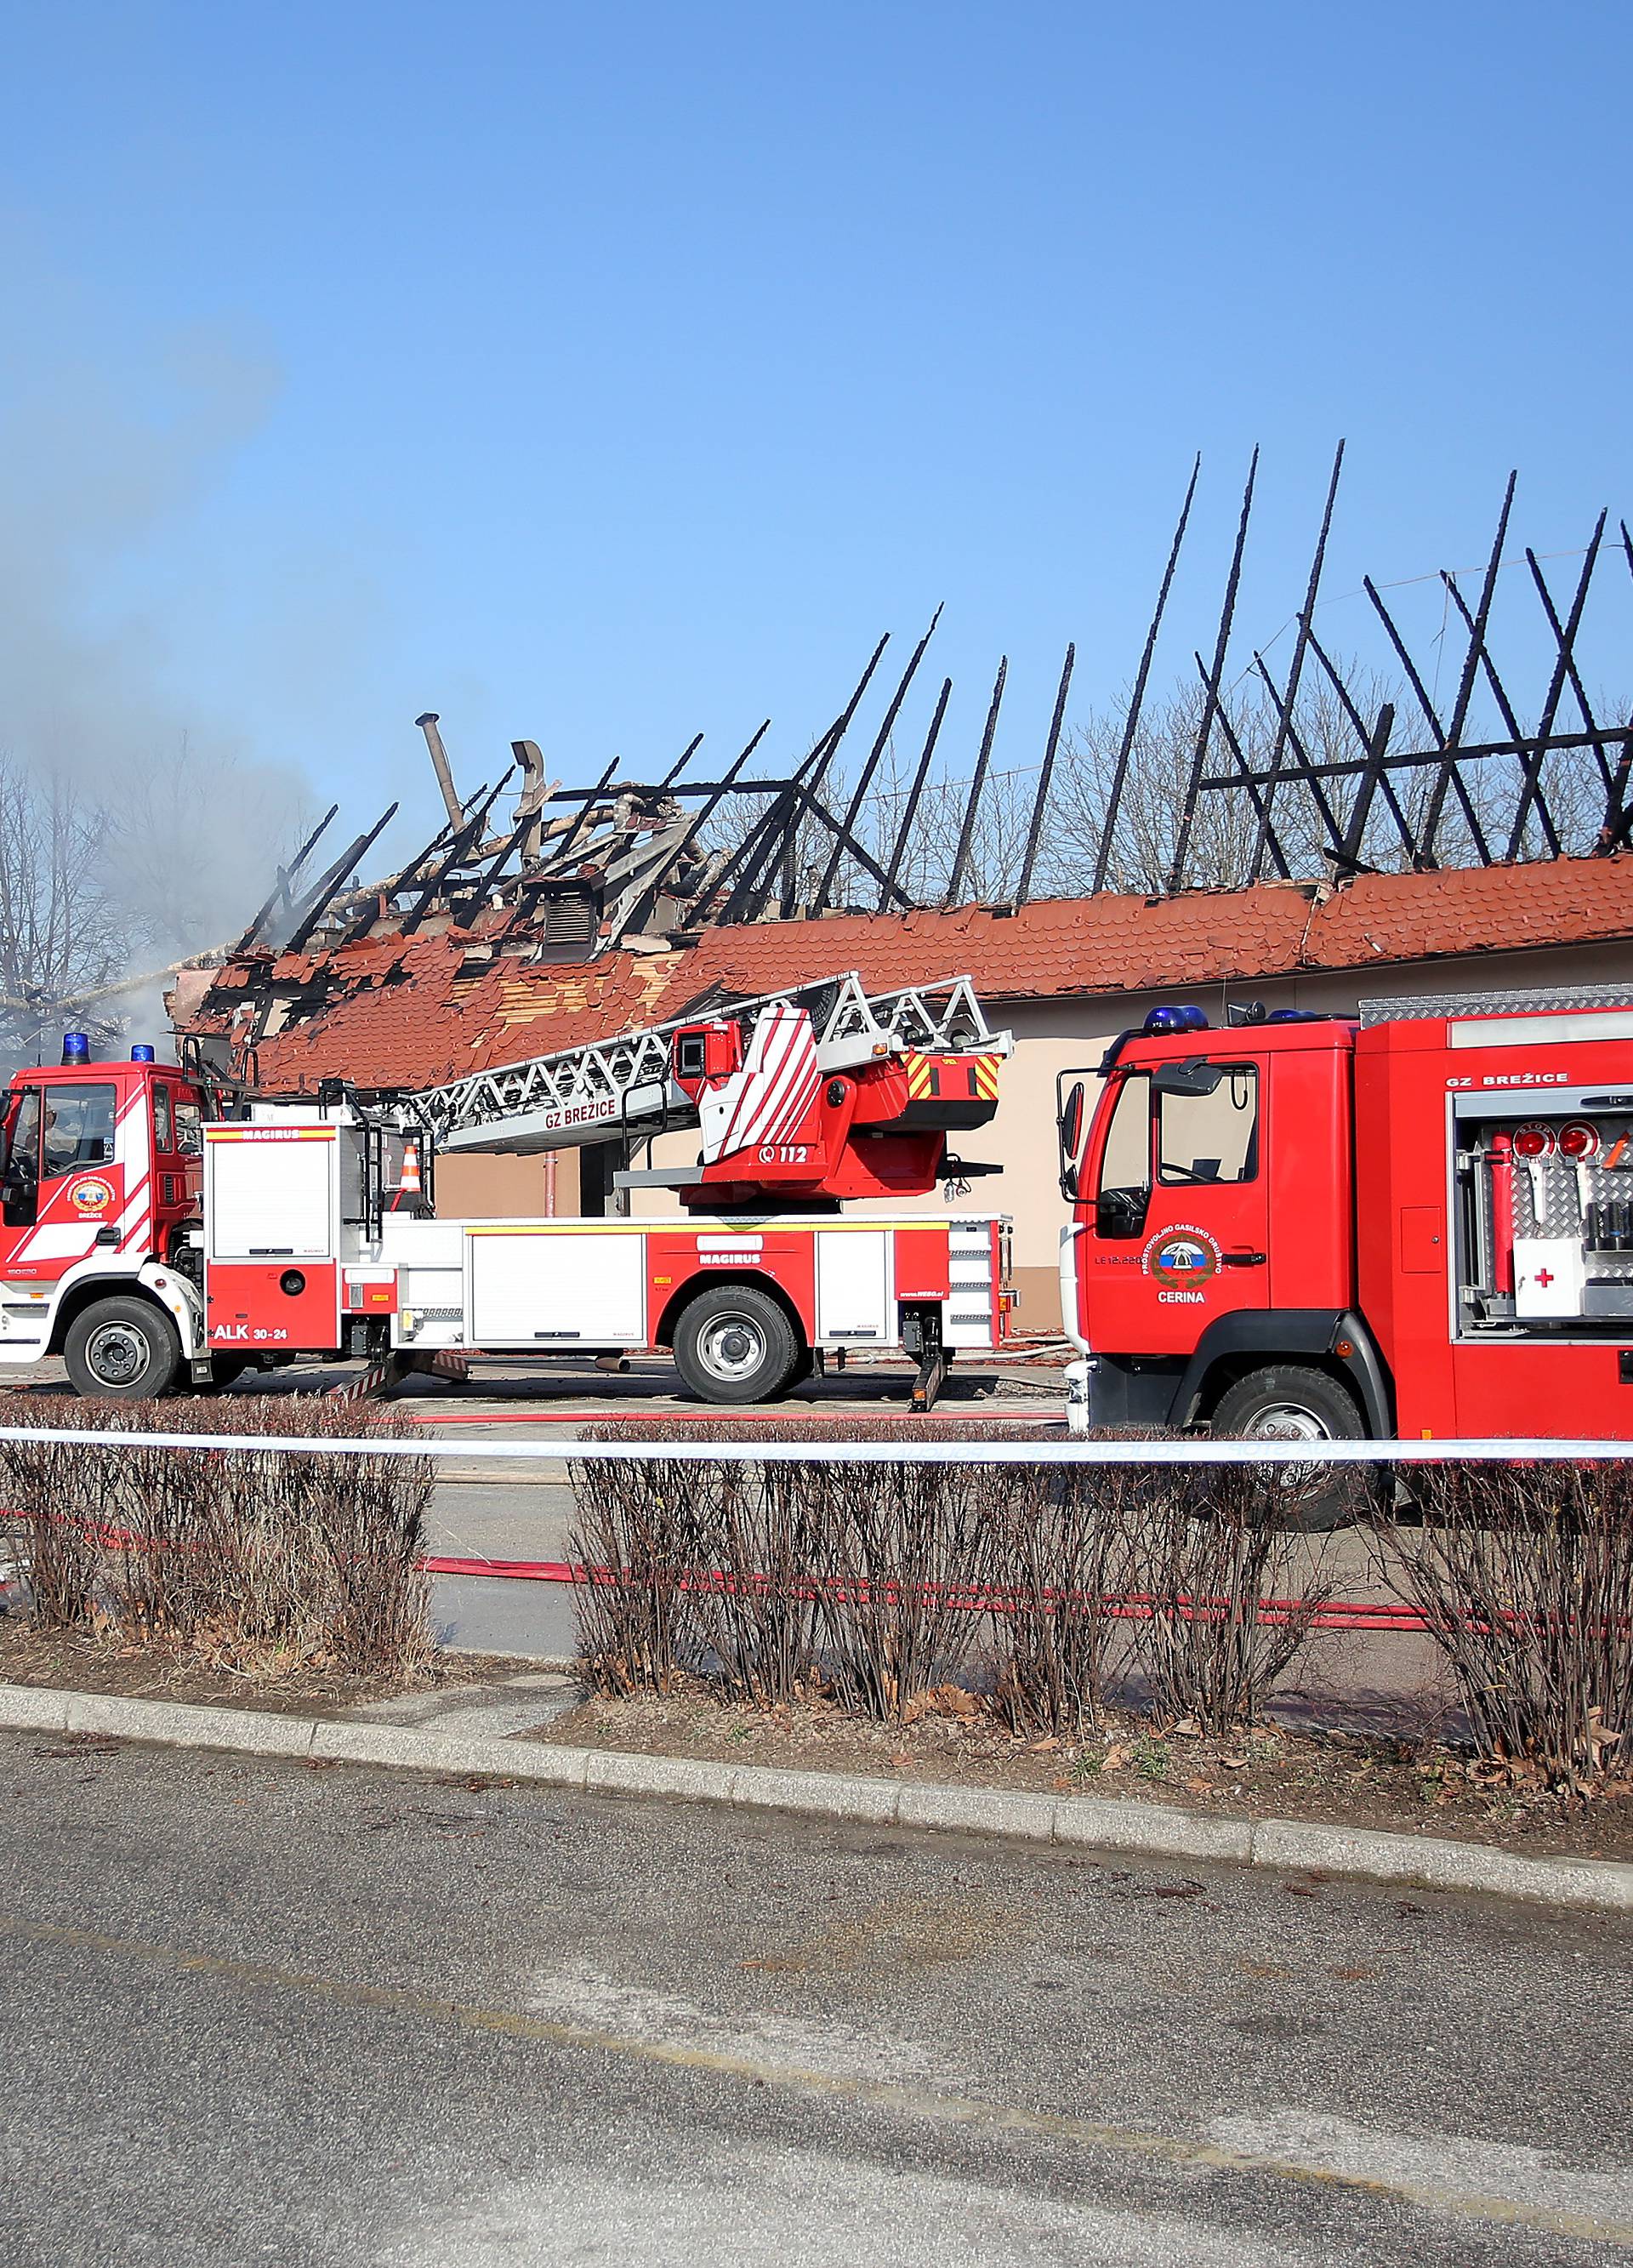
[533,880,600,964]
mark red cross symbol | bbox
[1536,1268,1555,1288]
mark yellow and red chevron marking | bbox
[903,1051,1002,1103]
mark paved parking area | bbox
[1,1729,1627,2266]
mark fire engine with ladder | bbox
[1057,982,1633,1518]
[0,972,1013,1407]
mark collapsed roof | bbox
[169,452,1633,1090]
[172,854,1633,1097]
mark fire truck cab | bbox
[0,1039,212,1396]
[1058,985,1633,1460]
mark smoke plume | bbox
[0,260,311,1060]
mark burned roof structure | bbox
[172,449,1633,1087]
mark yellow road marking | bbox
[2,1910,1628,2245]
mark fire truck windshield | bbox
[41,1083,116,1178]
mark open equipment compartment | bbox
[1454,1085,1633,1337]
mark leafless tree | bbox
[0,756,127,1068]
[0,738,309,1072]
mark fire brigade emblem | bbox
[68,1177,114,1215]
[1145,1226,1220,1289]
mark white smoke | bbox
[0,254,314,1058]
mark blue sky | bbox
[3,0,1630,875]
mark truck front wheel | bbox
[672,1285,799,1405]
[63,1297,182,1401]
[1210,1364,1368,1532]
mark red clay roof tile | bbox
[194,855,1633,1092]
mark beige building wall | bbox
[434,1145,580,1218]
[438,941,1633,1333]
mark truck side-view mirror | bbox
[1057,1080,1085,1199]
[1151,1057,1224,1099]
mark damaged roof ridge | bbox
[179,855,1633,1093]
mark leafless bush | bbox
[1373,1462,1633,1790]
[0,1395,432,1679]
[983,1442,1158,1735]
[691,1455,828,1705]
[568,1418,994,1717]
[1130,1467,1336,1733]
[563,1423,1346,1735]
[566,1445,724,1695]
[810,1454,985,1719]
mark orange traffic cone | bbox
[389,1141,427,1213]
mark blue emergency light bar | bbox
[1142,1005,1209,1035]
[130,1045,156,1063]
[60,1032,90,1065]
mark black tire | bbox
[63,1296,183,1402]
[1210,1363,1369,1533]
[672,1284,800,1405]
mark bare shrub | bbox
[1130,1466,1336,1733]
[1373,1462,1633,1790]
[982,1439,1158,1735]
[566,1444,723,1695]
[0,1395,432,1679]
[567,1417,998,1717]
[562,1423,1344,1737]
[2,1428,102,1628]
[811,1455,985,1719]
[692,1456,828,1706]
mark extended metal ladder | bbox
[417,971,1008,1156]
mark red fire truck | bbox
[1057,983,1633,1490]
[0,973,1013,1405]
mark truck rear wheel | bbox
[672,1285,799,1405]
[63,1297,182,1401]
[1210,1364,1368,1533]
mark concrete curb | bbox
[3,1679,1629,1912]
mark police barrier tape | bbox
[0,1426,1629,1463]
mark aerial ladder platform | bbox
[407,971,1011,1209]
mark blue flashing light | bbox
[1142,1004,1209,1036]
[1266,1009,1319,1023]
[130,1044,156,1063]
[60,1032,90,1066]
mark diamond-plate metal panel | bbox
[1360,982,1633,1027]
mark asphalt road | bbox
[2,1731,1628,2265]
